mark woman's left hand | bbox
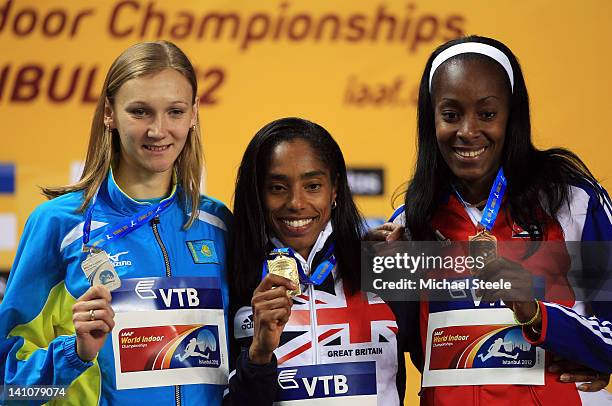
[72,285,115,362]
[549,357,611,391]
[475,257,539,324]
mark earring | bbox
[331,199,337,209]
[104,123,111,138]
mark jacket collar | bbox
[102,168,178,215]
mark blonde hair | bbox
[42,40,203,228]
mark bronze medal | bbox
[469,229,498,269]
[266,254,301,296]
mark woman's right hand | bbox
[72,285,115,362]
[248,274,296,364]
[365,222,405,242]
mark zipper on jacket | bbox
[152,217,171,277]
[151,216,181,406]
[174,386,181,406]
[304,263,320,364]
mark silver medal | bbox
[81,250,121,291]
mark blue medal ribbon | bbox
[82,187,176,249]
[82,188,101,246]
[454,168,507,231]
[261,244,336,286]
[479,168,507,231]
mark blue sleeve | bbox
[537,184,612,372]
[539,302,612,373]
[0,205,92,394]
[581,183,612,242]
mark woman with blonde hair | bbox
[0,41,231,405]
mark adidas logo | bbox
[241,315,254,330]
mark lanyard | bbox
[82,187,176,249]
[261,243,336,286]
[453,168,507,231]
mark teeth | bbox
[282,218,313,228]
[144,145,169,152]
[456,147,485,158]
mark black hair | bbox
[405,35,605,240]
[229,117,365,304]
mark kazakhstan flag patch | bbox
[186,240,219,264]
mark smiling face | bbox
[106,68,197,183]
[432,56,510,202]
[263,139,337,259]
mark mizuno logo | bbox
[108,251,132,267]
[108,251,128,262]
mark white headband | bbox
[429,42,514,93]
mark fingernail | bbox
[578,384,588,391]
[560,374,570,382]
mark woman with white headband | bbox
[379,35,612,404]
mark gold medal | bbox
[266,253,301,296]
[469,229,498,269]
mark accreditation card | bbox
[110,277,228,390]
[423,308,544,387]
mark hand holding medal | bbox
[71,181,178,362]
[249,273,297,364]
[458,168,542,331]
[475,257,535,303]
[72,285,115,362]
[474,257,541,333]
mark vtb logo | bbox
[135,280,200,307]
[278,369,349,397]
